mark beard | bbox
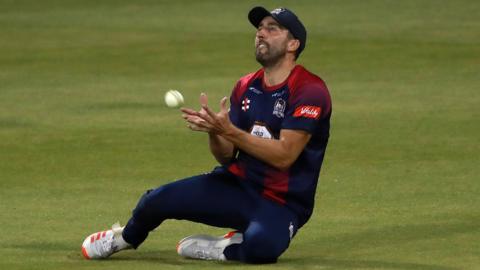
[255,41,287,67]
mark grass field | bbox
[1,0,479,269]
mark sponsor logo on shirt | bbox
[272,90,285,97]
[248,87,262,95]
[293,105,321,119]
[250,123,272,139]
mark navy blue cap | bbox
[248,6,307,58]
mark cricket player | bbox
[81,6,332,264]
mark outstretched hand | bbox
[181,93,233,135]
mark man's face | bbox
[255,16,291,67]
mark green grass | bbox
[1,0,479,269]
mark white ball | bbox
[164,90,184,108]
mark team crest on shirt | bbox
[272,98,286,118]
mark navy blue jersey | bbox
[225,65,331,227]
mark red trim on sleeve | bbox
[287,65,332,119]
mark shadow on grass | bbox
[69,250,243,267]
[7,216,475,269]
[285,215,478,270]
[282,257,457,270]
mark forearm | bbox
[209,133,235,165]
[181,96,309,170]
[221,125,308,171]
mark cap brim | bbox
[248,6,272,28]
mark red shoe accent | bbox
[90,236,95,243]
[101,231,106,237]
[95,232,101,240]
[82,246,90,259]
[223,231,238,239]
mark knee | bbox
[241,225,289,264]
[132,186,170,220]
[131,189,154,220]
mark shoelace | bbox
[100,235,114,253]
[90,229,117,255]
[90,231,114,255]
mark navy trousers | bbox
[122,167,299,264]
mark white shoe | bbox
[177,231,243,261]
[81,222,130,259]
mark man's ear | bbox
[287,39,300,53]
